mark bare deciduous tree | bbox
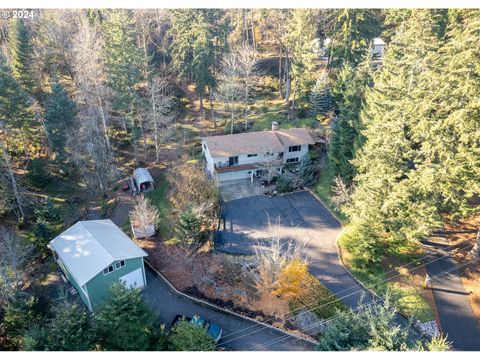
[236,44,261,129]
[0,123,25,219]
[0,226,32,306]
[331,175,354,209]
[214,51,243,134]
[71,17,112,149]
[129,195,160,239]
[144,73,179,161]
[251,217,305,299]
[264,155,283,183]
[68,111,119,197]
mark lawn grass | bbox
[145,172,173,239]
[338,233,435,322]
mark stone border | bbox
[144,260,318,347]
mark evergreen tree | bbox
[24,302,95,351]
[0,54,35,154]
[345,10,450,255]
[169,10,227,110]
[44,82,76,163]
[329,58,372,182]
[308,72,333,118]
[32,198,61,256]
[284,9,317,108]
[94,282,157,350]
[169,318,216,351]
[328,9,382,69]
[317,295,411,351]
[8,19,36,95]
[299,155,317,187]
[175,206,203,248]
[102,10,144,164]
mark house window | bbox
[288,145,301,152]
[103,265,114,275]
[286,158,299,163]
[247,154,257,158]
[115,260,126,270]
[228,156,239,166]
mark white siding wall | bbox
[202,141,215,176]
[283,145,309,163]
[203,139,310,183]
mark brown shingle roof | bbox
[275,128,315,147]
[203,128,314,158]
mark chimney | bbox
[271,121,279,131]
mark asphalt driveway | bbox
[217,191,374,309]
[142,266,315,351]
[424,235,480,351]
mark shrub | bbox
[275,175,293,194]
[300,156,318,187]
[341,221,384,267]
[272,257,309,300]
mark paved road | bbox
[424,235,480,350]
[142,266,315,351]
[218,191,374,308]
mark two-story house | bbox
[202,122,314,183]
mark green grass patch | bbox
[290,275,348,319]
[145,173,172,238]
[313,161,348,223]
[338,233,435,322]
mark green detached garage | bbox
[48,219,148,311]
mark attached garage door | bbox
[119,268,145,289]
[218,170,251,182]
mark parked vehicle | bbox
[171,314,223,343]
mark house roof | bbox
[49,220,147,286]
[133,167,155,185]
[203,128,314,158]
[274,128,315,147]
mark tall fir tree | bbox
[0,54,35,160]
[284,9,317,108]
[102,9,143,164]
[44,82,76,163]
[169,9,227,110]
[346,10,447,255]
[329,58,372,182]
[103,10,143,127]
[308,72,333,118]
[8,19,36,96]
[328,9,382,69]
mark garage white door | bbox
[218,170,251,182]
[119,268,145,289]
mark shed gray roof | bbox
[133,167,155,186]
[203,128,314,158]
[49,220,147,286]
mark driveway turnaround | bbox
[217,191,374,308]
[424,234,480,351]
[143,266,315,351]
